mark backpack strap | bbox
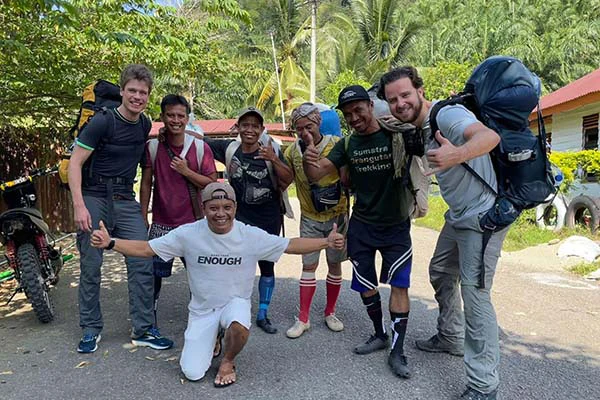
[147,138,159,169]
[429,99,498,196]
[194,138,205,169]
[225,140,241,175]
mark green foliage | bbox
[414,196,598,252]
[549,150,600,191]
[420,62,474,100]
[412,195,448,231]
[569,261,600,277]
[0,0,250,134]
[322,70,371,106]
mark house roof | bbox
[534,68,600,117]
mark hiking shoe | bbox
[388,353,411,379]
[132,327,173,350]
[353,334,389,355]
[416,334,464,356]
[286,318,310,338]
[77,333,101,354]
[324,314,344,332]
[460,387,497,400]
[256,318,278,334]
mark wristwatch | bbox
[107,238,116,250]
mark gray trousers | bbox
[429,222,508,394]
[77,196,154,337]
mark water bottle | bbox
[550,164,563,188]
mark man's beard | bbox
[399,97,423,124]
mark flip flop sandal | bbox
[214,366,236,388]
[213,330,224,358]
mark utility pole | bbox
[269,30,286,129]
[310,0,317,103]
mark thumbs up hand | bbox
[425,130,463,175]
[91,220,111,249]
[302,132,321,169]
[326,222,345,250]
[256,136,277,162]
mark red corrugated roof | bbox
[149,120,295,142]
[538,68,600,111]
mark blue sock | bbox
[257,276,275,320]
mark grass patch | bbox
[287,183,297,198]
[569,261,600,276]
[414,196,599,252]
[413,196,448,231]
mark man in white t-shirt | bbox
[90,182,345,388]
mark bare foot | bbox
[214,360,236,388]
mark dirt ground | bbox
[1,199,599,400]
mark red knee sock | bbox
[325,273,342,316]
[299,271,316,323]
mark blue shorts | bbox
[347,217,412,292]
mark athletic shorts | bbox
[347,217,412,292]
[180,297,251,381]
[299,213,348,265]
[148,223,185,277]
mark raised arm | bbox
[302,133,338,182]
[426,122,500,173]
[256,137,294,189]
[91,221,155,258]
[285,223,345,254]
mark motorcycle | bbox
[0,167,63,322]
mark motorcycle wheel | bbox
[17,243,55,323]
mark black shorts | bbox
[347,217,412,292]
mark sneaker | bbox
[324,314,344,332]
[353,334,389,355]
[132,327,173,350]
[256,318,278,334]
[77,333,101,354]
[388,353,411,379]
[286,318,310,338]
[460,387,497,400]
[415,334,464,356]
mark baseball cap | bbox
[336,85,371,109]
[237,107,264,125]
[201,182,236,203]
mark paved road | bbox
[1,199,599,400]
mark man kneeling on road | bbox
[90,182,345,387]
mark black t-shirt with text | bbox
[207,138,285,232]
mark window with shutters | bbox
[582,113,599,150]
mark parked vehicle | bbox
[0,167,63,322]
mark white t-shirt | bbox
[148,219,290,314]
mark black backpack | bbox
[429,56,556,288]
[430,56,556,230]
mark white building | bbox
[530,68,600,152]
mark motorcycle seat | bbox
[0,207,44,220]
[0,208,50,233]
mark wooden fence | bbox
[0,126,75,233]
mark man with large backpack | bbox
[283,102,348,339]
[140,94,217,328]
[68,64,173,354]
[204,107,294,334]
[378,62,544,400]
[303,85,415,379]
